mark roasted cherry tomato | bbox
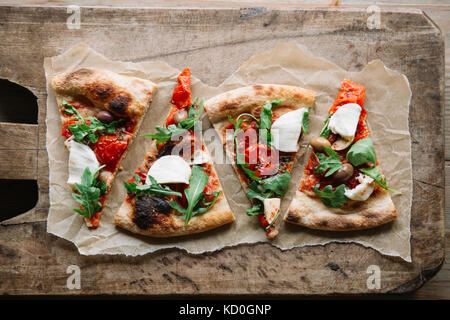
[258,214,269,228]
[61,119,77,138]
[93,135,128,171]
[245,144,279,177]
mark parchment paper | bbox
[45,42,412,261]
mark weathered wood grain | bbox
[0,6,445,296]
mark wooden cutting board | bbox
[0,6,445,295]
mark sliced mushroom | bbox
[332,136,354,151]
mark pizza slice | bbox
[51,68,157,228]
[284,79,399,230]
[204,85,316,239]
[113,68,234,237]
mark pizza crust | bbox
[113,191,234,237]
[284,187,397,231]
[205,84,315,123]
[51,67,157,118]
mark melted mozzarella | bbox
[263,198,281,225]
[67,140,100,188]
[146,155,191,185]
[344,174,374,201]
[328,103,361,140]
[271,108,307,152]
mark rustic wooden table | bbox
[0,1,447,299]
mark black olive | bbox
[97,110,114,123]
[331,163,354,182]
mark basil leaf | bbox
[302,107,311,133]
[313,184,348,208]
[183,166,209,225]
[246,187,266,202]
[346,138,377,167]
[260,172,291,198]
[314,146,343,177]
[359,166,401,194]
[319,116,331,138]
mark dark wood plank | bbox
[0,6,444,295]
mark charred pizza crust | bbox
[51,67,156,119]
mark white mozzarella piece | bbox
[344,174,375,201]
[271,108,307,152]
[67,140,100,188]
[146,155,192,185]
[328,103,362,140]
[263,198,281,225]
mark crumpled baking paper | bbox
[45,42,412,261]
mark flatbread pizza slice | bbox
[113,68,234,237]
[204,85,315,239]
[284,79,399,230]
[51,68,157,228]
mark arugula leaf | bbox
[246,203,262,216]
[259,101,274,130]
[259,100,281,145]
[62,100,120,144]
[181,165,209,225]
[245,172,291,221]
[62,100,83,119]
[314,146,343,177]
[72,166,105,219]
[313,184,348,208]
[142,125,186,146]
[228,114,262,182]
[302,107,311,133]
[346,137,377,167]
[142,98,204,146]
[169,191,221,219]
[359,166,401,194]
[178,98,204,130]
[319,116,331,138]
[238,163,262,181]
[123,174,182,197]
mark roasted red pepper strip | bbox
[171,68,191,109]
